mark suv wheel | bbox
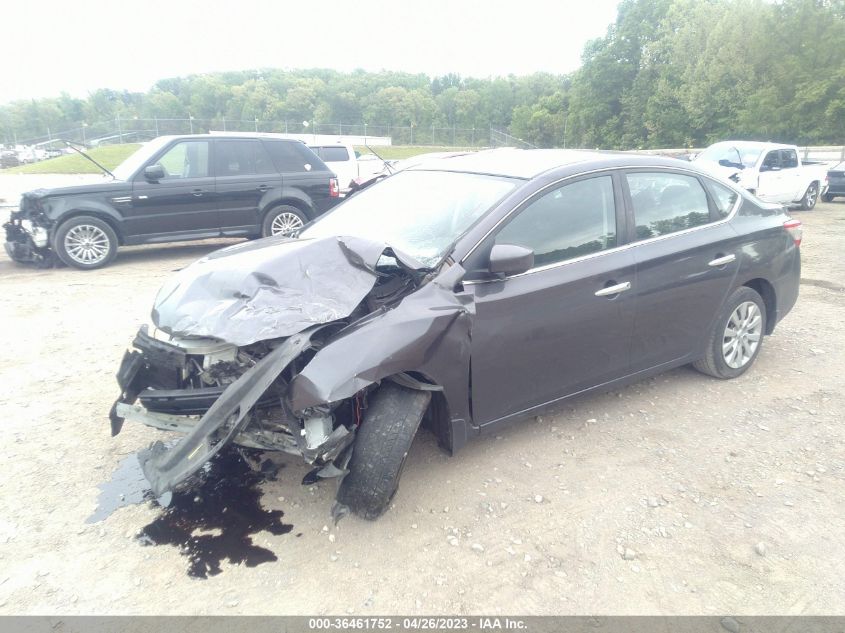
[693,286,766,379]
[54,216,118,270]
[800,183,818,210]
[262,205,306,237]
[821,193,834,203]
[336,382,431,520]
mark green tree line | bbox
[2,0,842,149]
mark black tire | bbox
[53,215,118,270]
[337,382,431,520]
[799,182,818,210]
[261,205,307,238]
[693,286,767,379]
[821,193,834,203]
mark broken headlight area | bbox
[4,217,53,265]
[110,322,368,498]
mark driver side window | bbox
[151,141,210,179]
[495,176,617,268]
[761,151,780,172]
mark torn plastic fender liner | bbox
[150,234,427,347]
[288,274,473,426]
[139,326,320,498]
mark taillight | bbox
[329,177,339,198]
[784,218,802,246]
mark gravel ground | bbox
[0,175,842,615]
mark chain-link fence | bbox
[7,118,508,149]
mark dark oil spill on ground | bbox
[88,448,293,578]
[137,449,293,578]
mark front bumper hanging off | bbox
[110,325,351,497]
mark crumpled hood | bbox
[151,234,426,346]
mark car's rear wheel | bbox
[693,286,767,379]
[800,182,818,210]
[53,215,118,270]
[262,205,306,237]
[821,193,834,203]
[336,382,431,520]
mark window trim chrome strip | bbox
[461,165,743,286]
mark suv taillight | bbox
[784,218,802,246]
[329,177,339,198]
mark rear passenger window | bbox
[704,179,739,218]
[495,176,617,267]
[780,149,798,169]
[215,140,275,176]
[319,146,350,162]
[264,140,320,172]
[626,173,711,240]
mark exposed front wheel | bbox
[693,286,767,379]
[53,215,118,270]
[800,183,818,210]
[336,382,431,520]
[262,205,307,237]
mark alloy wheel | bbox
[805,184,818,207]
[270,212,304,237]
[63,224,110,265]
[722,301,762,369]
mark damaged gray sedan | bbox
[110,150,801,519]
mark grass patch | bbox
[354,145,479,160]
[6,144,141,174]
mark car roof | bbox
[705,140,790,150]
[156,133,304,143]
[406,148,694,179]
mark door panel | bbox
[625,171,740,370]
[468,251,636,425]
[757,150,790,203]
[467,174,635,426]
[127,140,217,239]
[214,139,279,232]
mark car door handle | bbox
[256,185,269,192]
[191,189,204,197]
[708,254,736,267]
[595,281,631,297]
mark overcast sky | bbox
[2,0,621,104]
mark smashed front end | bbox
[110,234,455,499]
[4,193,54,266]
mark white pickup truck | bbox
[308,144,389,195]
[694,141,829,210]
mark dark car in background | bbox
[110,149,802,520]
[823,162,845,202]
[3,134,340,269]
[1,150,20,169]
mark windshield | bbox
[301,170,517,267]
[697,143,763,169]
[111,137,173,180]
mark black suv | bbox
[3,134,340,269]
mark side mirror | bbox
[144,164,165,181]
[489,244,534,276]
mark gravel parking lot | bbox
[0,176,843,615]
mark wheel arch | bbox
[54,210,125,245]
[742,277,777,334]
[262,188,315,222]
[389,371,455,455]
